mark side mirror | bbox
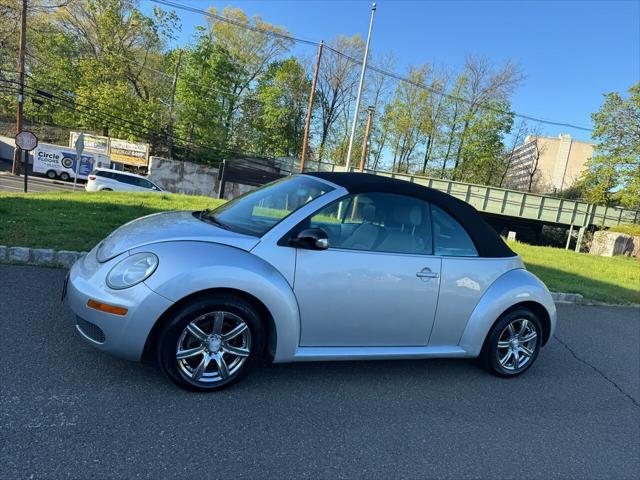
[289,228,329,250]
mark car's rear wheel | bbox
[480,308,542,377]
[157,294,264,391]
[46,170,57,179]
[59,172,70,181]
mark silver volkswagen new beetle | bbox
[65,172,556,391]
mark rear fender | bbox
[459,268,556,356]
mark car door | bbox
[114,173,137,192]
[292,192,442,347]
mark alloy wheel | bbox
[176,311,252,384]
[496,318,538,372]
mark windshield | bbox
[203,176,334,237]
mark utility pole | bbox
[167,49,182,159]
[359,106,374,172]
[12,0,28,175]
[300,40,323,173]
[345,2,376,171]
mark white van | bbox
[85,168,163,192]
[33,144,110,181]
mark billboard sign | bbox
[109,138,149,166]
[69,132,109,155]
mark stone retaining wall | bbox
[590,230,640,257]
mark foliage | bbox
[606,223,640,237]
[578,83,640,209]
[250,58,310,158]
[1,0,529,178]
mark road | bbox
[1,264,638,479]
[0,171,76,193]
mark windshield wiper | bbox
[197,209,230,230]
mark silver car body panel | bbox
[458,268,557,356]
[294,248,441,346]
[66,246,173,361]
[428,256,524,346]
[97,210,259,262]
[139,241,302,362]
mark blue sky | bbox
[144,0,640,142]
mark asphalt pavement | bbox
[1,264,639,479]
[0,171,76,193]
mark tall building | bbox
[505,134,594,193]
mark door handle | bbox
[416,268,439,279]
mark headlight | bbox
[106,252,159,290]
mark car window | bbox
[137,178,152,189]
[115,173,137,185]
[431,205,478,257]
[206,176,333,237]
[308,193,433,255]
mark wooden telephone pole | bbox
[299,40,323,173]
[167,49,182,159]
[12,0,28,175]
[358,106,374,172]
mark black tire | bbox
[101,188,112,191]
[59,172,70,181]
[157,293,265,392]
[480,308,543,377]
[46,170,57,179]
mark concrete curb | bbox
[1,244,588,305]
[0,245,87,268]
[550,292,584,304]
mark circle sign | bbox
[61,156,74,169]
[15,130,38,151]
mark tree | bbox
[206,7,292,153]
[451,56,523,180]
[383,65,430,173]
[579,82,640,209]
[315,35,364,162]
[524,134,545,192]
[250,58,310,158]
[454,102,514,185]
[499,119,528,187]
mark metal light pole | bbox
[345,2,376,171]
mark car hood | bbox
[96,211,259,262]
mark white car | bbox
[85,168,162,193]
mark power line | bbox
[1,77,223,155]
[151,0,593,133]
[2,78,287,162]
[150,0,318,47]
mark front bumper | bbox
[65,247,173,361]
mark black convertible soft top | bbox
[306,172,515,258]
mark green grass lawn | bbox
[1,191,638,304]
[509,241,639,305]
[0,191,223,251]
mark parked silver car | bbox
[64,173,556,391]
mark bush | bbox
[607,224,640,237]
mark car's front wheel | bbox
[157,293,264,391]
[480,308,543,377]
